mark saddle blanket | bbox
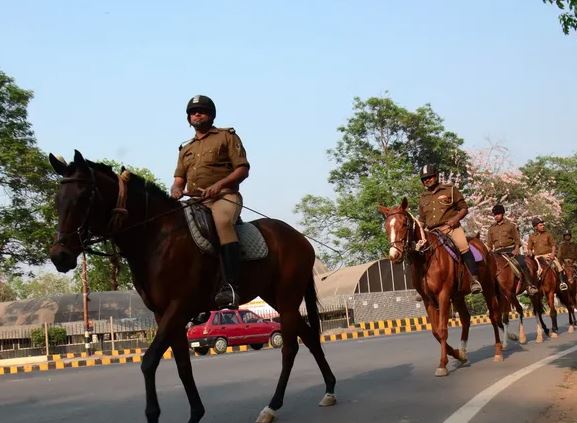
[183,204,268,261]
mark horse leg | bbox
[257,310,301,423]
[513,296,527,344]
[170,331,205,423]
[141,304,181,422]
[547,292,559,337]
[294,316,337,406]
[435,293,451,377]
[482,289,503,362]
[451,295,470,363]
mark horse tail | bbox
[305,274,321,337]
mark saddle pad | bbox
[183,205,268,261]
[434,231,483,263]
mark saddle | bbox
[431,229,483,263]
[183,200,268,261]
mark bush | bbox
[30,326,67,347]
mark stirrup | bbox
[470,280,483,294]
[215,283,240,309]
[560,282,568,291]
[527,285,539,296]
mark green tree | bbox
[72,160,166,291]
[7,272,75,300]
[543,0,577,34]
[521,154,577,236]
[0,278,16,302]
[327,96,469,194]
[0,70,57,275]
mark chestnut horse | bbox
[378,198,503,377]
[491,253,528,346]
[48,151,336,423]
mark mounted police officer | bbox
[486,204,538,295]
[171,95,250,308]
[417,164,482,294]
[559,229,577,263]
[526,217,568,291]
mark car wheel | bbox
[214,337,228,354]
[250,343,264,350]
[194,347,209,356]
[270,332,283,348]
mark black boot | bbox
[462,250,483,294]
[215,242,241,309]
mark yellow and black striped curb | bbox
[1,308,569,375]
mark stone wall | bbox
[349,290,426,323]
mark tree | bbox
[296,96,468,267]
[521,154,577,235]
[72,159,167,291]
[6,272,75,300]
[460,143,563,242]
[543,0,577,34]
[0,70,57,275]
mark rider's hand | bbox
[202,181,225,199]
[170,185,184,199]
[512,248,520,256]
[446,217,459,229]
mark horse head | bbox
[377,197,412,263]
[48,150,118,273]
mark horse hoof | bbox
[435,368,449,377]
[519,335,527,345]
[569,326,575,334]
[550,332,559,339]
[536,336,544,343]
[255,406,276,423]
[507,333,519,341]
[494,354,504,363]
[318,393,337,407]
[501,343,508,351]
[458,349,468,363]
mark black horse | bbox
[49,151,336,423]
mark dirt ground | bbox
[537,366,577,422]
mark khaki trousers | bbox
[534,255,564,276]
[204,192,242,245]
[439,226,469,253]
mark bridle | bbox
[385,210,415,259]
[53,167,129,256]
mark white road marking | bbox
[444,344,577,423]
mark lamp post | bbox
[81,252,91,354]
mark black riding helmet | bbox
[532,217,544,227]
[492,204,505,215]
[420,164,438,180]
[186,95,216,120]
[564,229,572,237]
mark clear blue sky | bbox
[2,0,576,228]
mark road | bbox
[1,315,576,423]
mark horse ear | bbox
[73,150,88,170]
[377,205,389,217]
[401,197,408,210]
[49,153,68,176]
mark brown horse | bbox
[491,253,528,346]
[48,151,336,423]
[527,256,571,342]
[378,198,503,377]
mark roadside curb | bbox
[0,308,568,376]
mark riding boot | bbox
[462,250,483,294]
[215,242,241,309]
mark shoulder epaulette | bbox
[218,127,236,134]
[178,138,194,151]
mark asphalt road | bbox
[1,315,576,423]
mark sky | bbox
[2,0,576,229]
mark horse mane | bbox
[86,160,179,206]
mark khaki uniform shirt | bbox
[174,127,249,192]
[559,241,577,261]
[486,218,521,251]
[527,231,556,256]
[418,183,468,229]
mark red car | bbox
[186,309,283,355]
